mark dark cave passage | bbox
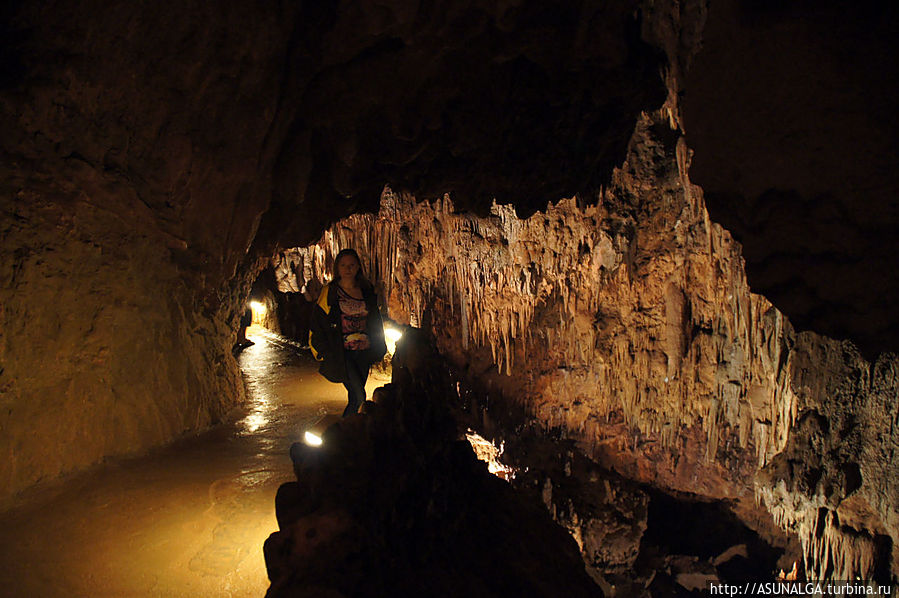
[635,489,790,592]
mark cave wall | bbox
[286,119,899,579]
[0,183,245,500]
[0,1,294,501]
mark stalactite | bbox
[271,118,898,578]
[756,484,878,581]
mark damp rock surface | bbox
[264,332,603,598]
[284,129,899,580]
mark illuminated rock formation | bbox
[2,0,898,585]
[281,120,899,579]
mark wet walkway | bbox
[0,327,389,597]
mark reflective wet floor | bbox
[0,327,389,597]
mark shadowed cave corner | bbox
[263,328,603,598]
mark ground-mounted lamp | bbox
[383,323,404,355]
[303,413,342,447]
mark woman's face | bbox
[337,255,360,281]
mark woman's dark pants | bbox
[342,350,370,417]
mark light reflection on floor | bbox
[0,326,388,597]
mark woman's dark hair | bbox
[333,248,370,287]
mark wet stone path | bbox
[0,327,387,597]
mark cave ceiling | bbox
[258,0,669,247]
[3,0,899,356]
[1,0,668,270]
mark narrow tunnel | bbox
[2,0,899,596]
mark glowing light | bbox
[250,300,267,316]
[303,414,341,447]
[465,429,517,481]
[383,324,404,355]
[778,562,799,581]
[241,412,268,434]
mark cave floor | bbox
[0,326,389,597]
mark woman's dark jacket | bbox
[309,282,387,383]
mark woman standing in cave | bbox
[309,249,387,417]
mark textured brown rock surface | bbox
[287,129,899,578]
[0,0,291,499]
[0,186,247,498]
[0,0,671,501]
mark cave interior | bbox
[2,0,899,594]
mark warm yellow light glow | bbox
[241,412,268,434]
[250,300,267,316]
[303,414,340,447]
[778,561,799,581]
[384,324,403,355]
[465,429,517,481]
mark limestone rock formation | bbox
[682,0,899,359]
[279,121,899,579]
[0,0,292,500]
